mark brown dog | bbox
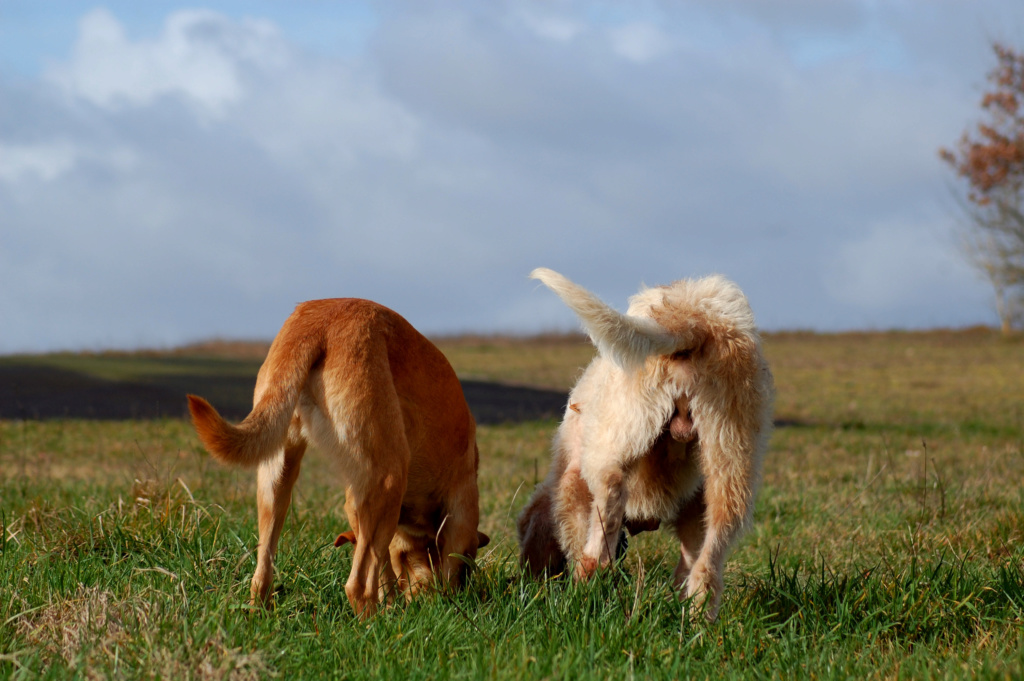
[517,269,774,621]
[188,298,487,617]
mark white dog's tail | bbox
[188,308,323,467]
[531,267,677,368]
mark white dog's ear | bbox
[531,268,677,368]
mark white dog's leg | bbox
[683,456,756,620]
[576,467,627,579]
[670,491,707,586]
[552,464,591,563]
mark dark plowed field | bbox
[0,360,568,424]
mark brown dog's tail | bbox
[188,307,324,467]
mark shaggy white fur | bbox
[518,268,774,621]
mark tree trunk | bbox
[994,284,1013,335]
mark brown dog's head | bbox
[335,529,490,593]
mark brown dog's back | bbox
[189,299,475,479]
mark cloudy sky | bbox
[2,1,1022,353]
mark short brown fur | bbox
[188,299,486,617]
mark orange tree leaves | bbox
[941,43,1024,205]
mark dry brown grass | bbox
[434,333,595,389]
[764,328,1024,427]
[16,584,270,680]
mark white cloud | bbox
[44,8,285,118]
[519,12,585,42]
[0,141,78,182]
[0,141,137,184]
[608,22,673,63]
[242,62,420,177]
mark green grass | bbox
[3,330,1024,679]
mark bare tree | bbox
[941,43,1024,334]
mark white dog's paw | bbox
[684,564,723,621]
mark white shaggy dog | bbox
[517,268,774,620]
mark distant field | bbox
[0,337,575,423]
[2,329,1024,679]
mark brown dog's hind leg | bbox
[436,477,482,588]
[345,475,404,618]
[250,419,307,607]
[342,408,408,618]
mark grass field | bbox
[2,330,1024,679]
